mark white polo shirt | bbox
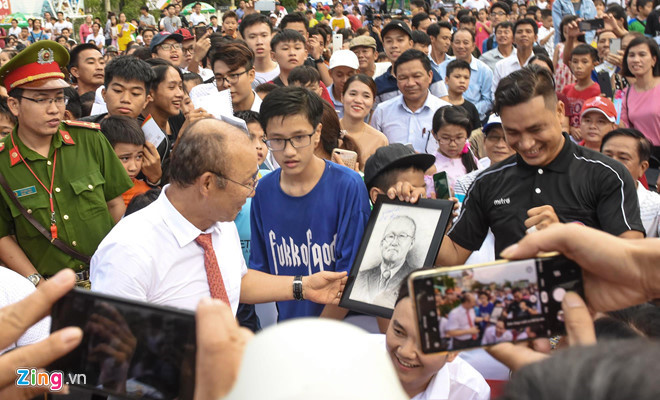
[91,186,247,315]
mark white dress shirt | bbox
[492,53,534,98]
[480,325,513,345]
[637,182,660,237]
[190,12,207,26]
[250,90,263,112]
[446,305,477,341]
[371,92,450,154]
[91,186,247,315]
[412,356,490,400]
[462,0,491,10]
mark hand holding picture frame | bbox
[339,196,454,319]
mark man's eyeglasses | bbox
[159,43,182,51]
[17,96,69,107]
[182,46,195,54]
[215,70,249,85]
[263,132,315,151]
[491,12,507,17]
[382,233,413,244]
[211,168,259,195]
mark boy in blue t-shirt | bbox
[250,87,371,321]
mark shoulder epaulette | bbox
[0,141,5,153]
[63,120,101,130]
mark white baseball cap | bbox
[224,319,409,400]
[328,49,360,70]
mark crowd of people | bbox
[0,0,659,398]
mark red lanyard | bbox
[10,133,59,240]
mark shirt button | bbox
[55,187,61,193]
[47,161,52,166]
[537,169,543,175]
[87,184,94,190]
[72,241,77,246]
[27,209,32,214]
[535,188,541,194]
[63,215,69,220]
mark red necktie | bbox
[466,309,477,340]
[195,233,230,305]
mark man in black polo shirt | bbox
[435,66,644,266]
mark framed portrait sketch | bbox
[339,195,454,318]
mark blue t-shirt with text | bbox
[249,161,371,321]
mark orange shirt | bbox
[122,178,151,207]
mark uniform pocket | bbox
[70,171,107,220]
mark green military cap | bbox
[0,40,70,91]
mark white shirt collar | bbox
[158,185,218,248]
[413,363,451,400]
[398,91,436,113]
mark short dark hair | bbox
[393,49,432,75]
[100,115,146,147]
[601,128,652,163]
[540,9,552,19]
[68,43,101,70]
[453,27,475,42]
[239,13,272,37]
[622,36,660,78]
[182,72,203,92]
[145,58,184,92]
[271,29,306,51]
[570,43,599,62]
[494,65,557,115]
[427,21,453,38]
[514,18,539,35]
[63,87,82,119]
[140,5,149,11]
[259,86,324,134]
[104,56,156,92]
[490,2,511,14]
[307,26,326,46]
[459,15,477,25]
[411,12,430,29]
[529,54,555,74]
[446,59,471,77]
[126,188,161,216]
[234,110,261,126]
[222,10,238,22]
[607,4,629,30]
[288,65,321,86]
[210,41,255,72]
[412,30,431,46]
[131,46,153,60]
[495,21,514,34]
[79,91,95,118]
[432,106,478,172]
[637,0,652,11]
[280,12,309,31]
[0,97,17,125]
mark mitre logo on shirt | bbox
[494,197,511,206]
[268,229,337,275]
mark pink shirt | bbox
[621,83,660,146]
[425,150,479,197]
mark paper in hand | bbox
[141,115,167,147]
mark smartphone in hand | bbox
[409,255,584,354]
[333,148,358,170]
[579,18,604,31]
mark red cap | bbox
[174,28,194,41]
[581,96,617,123]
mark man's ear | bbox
[63,110,75,120]
[640,160,650,178]
[70,66,79,79]
[6,96,20,118]
[446,352,459,363]
[369,187,384,204]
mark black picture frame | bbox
[339,195,454,319]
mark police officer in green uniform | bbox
[0,41,132,286]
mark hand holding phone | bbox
[409,255,583,354]
[579,18,604,32]
[609,38,621,54]
[333,148,358,170]
[433,171,450,200]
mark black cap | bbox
[380,20,412,40]
[150,32,184,53]
[364,144,435,188]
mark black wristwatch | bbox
[293,275,304,301]
[313,55,324,64]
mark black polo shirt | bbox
[448,134,645,255]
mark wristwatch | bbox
[313,55,325,64]
[27,273,42,287]
[293,275,304,301]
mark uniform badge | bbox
[14,186,37,198]
[37,48,55,64]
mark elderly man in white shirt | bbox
[601,128,660,238]
[446,293,481,350]
[492,19,538,95]
[372,49,450,154]
[91,119,346,315]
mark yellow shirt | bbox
[117,23,136,51]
